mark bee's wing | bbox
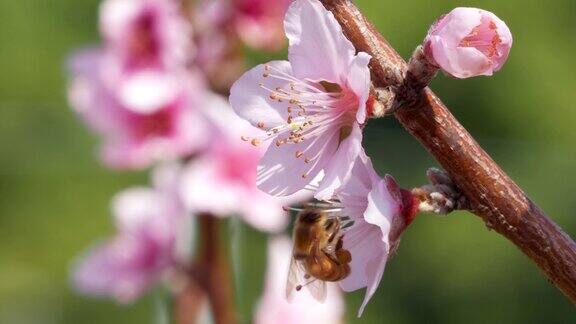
[285,254,328,303]
[286,256,304,301]
[305,275,327,302]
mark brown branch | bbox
[174,278,205,324]
[175,215,238,324]
[320,0,576,302]
[197,216,237,324]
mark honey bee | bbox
[286,208,352,301]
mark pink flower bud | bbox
[423,7,512,79]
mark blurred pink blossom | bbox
[255,236,345,324]
[100,0,192,74]
[73,164,186,303]
[192,0,245,92]
[68,49,207,169]
[229,0,372,201]
[337,152,415,316]
[233,0,292,51]
[194,0,290,51]
[179,95,310,232]
[423,7,512,78]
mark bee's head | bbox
[298,209,325,224]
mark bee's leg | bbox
[336,249,352,264]
[335,236,343,250]
[327,221,342,244]
[330,237,351,264]
[324,219,335,231]
[322,250,340,264]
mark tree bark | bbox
[320,0,576,303]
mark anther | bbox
[251,138,261,146]
[295,151,303,158]
[257,122,265,129]
[241,136,250,141]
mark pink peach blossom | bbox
[255,236,345,324]
[423,7,513,78]
[233,0,292,51]
[73,165,186,302]
[193,0,290,51]
[230,0,372,201]
[191,0,246,91]
[100,0,192,74]
[337,152,414,316]
[179,95,310,232]
[68,48,207,169]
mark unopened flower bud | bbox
[423,7,512,79]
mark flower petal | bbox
[433,7,482,47]
[284,0,355,82]
[240,191,289,232]
[431,37,490,78]
[357,247,388,317]
[339,220,389,317]
[230,60,293,130]
[337,151,378,218]
[258,130,339,196]
[72,238,152,303]
[345,52,372,123]
[315,123,363,200]
[179,157,241,217]
[118,71,179,114]
[339,221,387,286]
[112,187,165,232]
[364,178,400,235]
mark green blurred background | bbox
[1,0,575,323]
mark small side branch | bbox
[412,168,468,215]
[320,0,576,303]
